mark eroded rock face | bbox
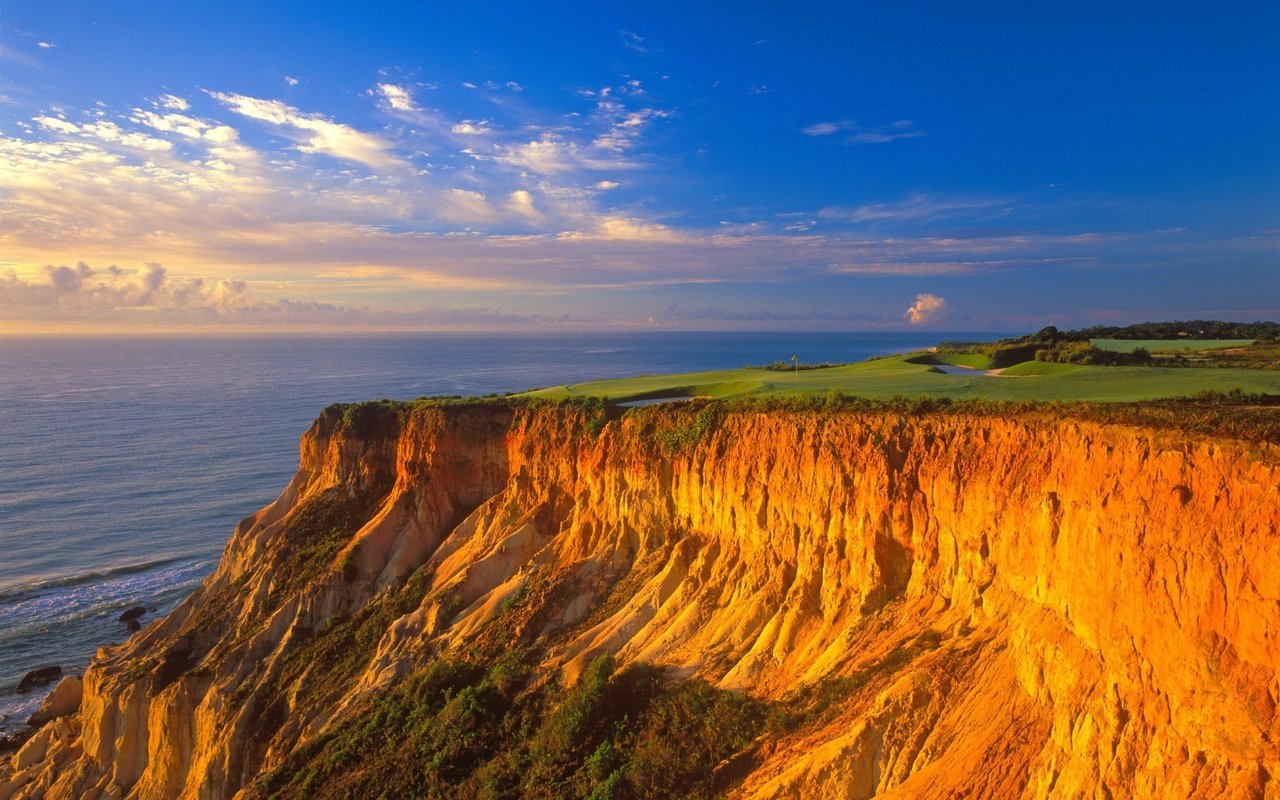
[3,402,1277,799]
[27,676,83,727]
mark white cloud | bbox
[32,115,77,134]
[0,260,589,330]
[561,216,690,243]
[37,41,56,49]
[208,91,402,169]
[284,76,299,86]
[157,94,190,111]
[376,83,417,112]
[440,188,497,224]
[904,293,947,324]
[492,100,669,177]
[35,115,174,152]
[133,110,206,139]
[591,106,670,152]
[498,133,639,175]
[508,189,541,221]
[203,124,240,145]
[451,120,491,135]
[595,180,620,190]
[128,101,247,155]
[0,261,253,311]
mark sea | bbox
[0,331,997,733]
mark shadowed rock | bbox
[118,606,147,623]
[15,666,61,692]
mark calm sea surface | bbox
[0,331,1000,731]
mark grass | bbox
[998,361,1082,376]
[926,352,995,369]
[1091,338,1254,353]
[522,353,1280,404]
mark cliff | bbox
[3,400,1277,799]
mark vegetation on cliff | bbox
[1068,319,1280,340]
[331,390,1280,447]
[255,652,768,800]
[935,324,1278,370]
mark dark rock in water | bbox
[0,728,33,755]
[119,606,147,623]
[17,665,62,692]
[127,619,141,632]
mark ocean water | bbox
[0,331,993,732]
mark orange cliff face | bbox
[2,401,1277,799]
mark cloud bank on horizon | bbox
[0,3,1275,331]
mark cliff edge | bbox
[3,400,1277,799]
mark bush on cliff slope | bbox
[256,652,767,800]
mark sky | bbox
[0,1,1277,333]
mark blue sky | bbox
[0,1,1276,331]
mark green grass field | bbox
[1090,338,1253,353]
[926,352,995,369]
[524,352,1280,403]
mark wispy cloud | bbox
[820,193,1012,224]
[208,91,403,169]
[802,121,843,136]
[591,104,671,152]
[37,41,55,49]
[620,31,654,54]
[0,43,39,68]
[804,118,924,145]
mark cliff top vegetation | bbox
[327,389,1280,447]
[512,320,1280,404]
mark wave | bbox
[0,556,200,604]
[0,558,211,639]
[35,384,130,399]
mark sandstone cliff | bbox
[3,400,1277,799]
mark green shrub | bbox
[255,650,770,800]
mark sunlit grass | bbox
[1091,338,1253,353]
[522,353,1280,403]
